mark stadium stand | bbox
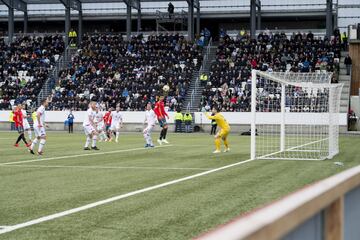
[200,31,342,112]
[0,35,65,110]
[49,33,203,111]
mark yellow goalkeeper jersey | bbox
[32,112,37,122]
[206,113,230,131]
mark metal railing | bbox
[189,38,213,110]
[36,45,72,106]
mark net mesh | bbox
[251,71,343,160]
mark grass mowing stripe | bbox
[0,164,213,171]
[0,145,174,165]
[0,158,255,235]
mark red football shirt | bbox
[13,109,23,127]
[103,112,112,125]
[154,100,168,119]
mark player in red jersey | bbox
[13,104,30,148]
[154,96,170,145]
[103,108,113,141]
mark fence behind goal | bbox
[250,70,343,161]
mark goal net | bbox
[250,70,343,161]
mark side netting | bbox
[250,70,343,161]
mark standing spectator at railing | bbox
[344,54,352,75]
[200,73,208,86]
[203,28,211,45]
[341,32,348,51]
[168,2,174,18]
[68,28,78,47]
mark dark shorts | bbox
[106,124,111,131]
[158,118,167,128]
[17,126,24,133]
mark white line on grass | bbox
[0,158,255,235]
[1,164,212,171]
[0,145,174,166]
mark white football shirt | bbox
[145,109,157,126]
[83,108,96,127]
[34,105,46,126]
[111,111,123,124]
[95,112,104,124]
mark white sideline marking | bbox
[1,164,212,171]
[0,145,174,166]
[0,158,255,235]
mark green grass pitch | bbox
[0,131,359,240]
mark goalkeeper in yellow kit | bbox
[205,106,230,153]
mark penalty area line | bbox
[0,145,174,166]
[0,158,255,235]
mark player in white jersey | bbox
[83,101,99,150]
[95,106,108,142]
[29,98,48,155]
[110,105,123,143]
[143,102,157,148]
[21,105,32,140]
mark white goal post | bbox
[250,70,343,161]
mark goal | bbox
[250,70,343,160]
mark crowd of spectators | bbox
[200,30,342,112]
[0,35,64,110]
[49,33,203,111]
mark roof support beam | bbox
[1,0,26,12]
[123,0,140,10]
[2,0,27,43]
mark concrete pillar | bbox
[65,3,71,47]
[326,0,333,38]
[187,0,194,41]
[250,0,256,39]
[137,8,141,32]
[196,5,200,36]
[78,9,83,44]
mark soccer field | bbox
[0,132,359,240]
